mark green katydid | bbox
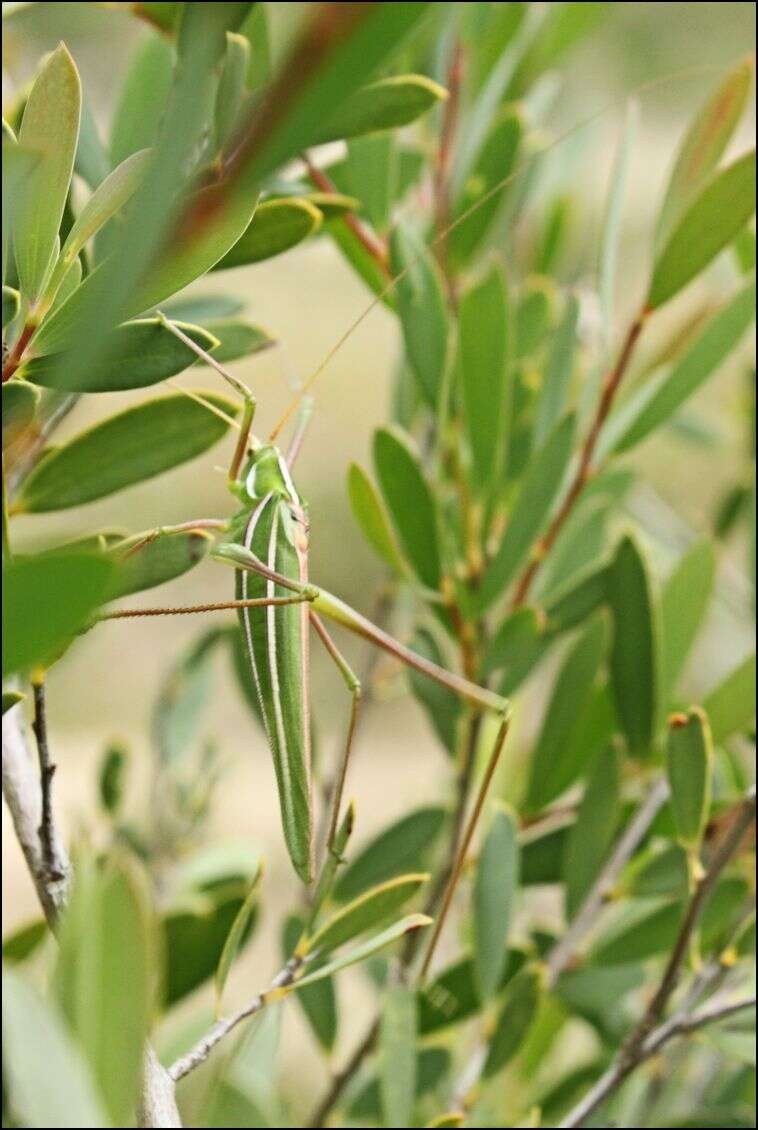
[105,315,509,886]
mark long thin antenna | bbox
[269,61,724,442]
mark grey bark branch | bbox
[2,703,181,1128]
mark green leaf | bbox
[345,133,397,231]
[16,392,236,512]
[606,536,659,756]
[215,866,263,1011]
[215,32,250,151]
[473,804,519,1000]
[604,280,756,454]
[537,497,610,601]
[543,559,609,635]
[327,215,396,306]
[2,282,19,326]
[660,540,716,699]
[98,743,127,814]
[666,707,713,850]
[459,264,510,489]
[315,74,447,144]
[289,915,432,992]
[160,293,245,322]
[418,949,528,1035]
[525,614,610,812]
[110,34,174,167]
[106,528,212,599]
[535,292,579,444]
[704,654,756,744]
[2,918,48,964]
[347,461,407,576]
[25,317,219,386]
[214,197,322,270]
[75,95,110,190]
[3,552,114,676]
[391,222,449,407]
[482,965,542,1078]
[648,150,756,309]
[379,985,417,1128]
[56,855,153,1125]
[197,318,274,363]
[282,914,337,1052]
[483,606,543,678]
[598,99,638,354]
[14,44,81,302]
[2,969,108,1127]
[350,1047,450,1122]
[334,806,446,903]
[564,747,620,919]
[305,874,428,957]
[153,629,221,764]
[164,882,258,1006]
[477,413,576,612]
[408,628,462,755]
[2,379,39,445]
[373,425,441,590]
[515,279,554,360]
[2,690,26,715]
[656,58,753,248]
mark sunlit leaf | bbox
[316,74,447,144]
[373,425,441,590]
[305,874,428,957]
[347,461,408,576]
[110,34,174,166]
[214,198,322,269]
[473,804,519,1000]
[289,915,432,992]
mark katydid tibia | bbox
[105,315,510,885]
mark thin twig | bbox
[30,680,67,885]
[304,154,390,273]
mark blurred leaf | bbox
[347,461,408,576]
[350,1047,450,1121]
[2,690,26,714]
[536,194,573,275]
[374,425,441,590]
[2,128,42,285]
[564,747,620,919]
[56,855,153,1125]
[2,379,39,445]
[477,413,575,612]
[606,535,659,756]
[598,99,638,354]
[15,44,81,302]
[238,1,271,89]
[215,867,263,1011]
[418,949,528,1035]
[345,133,397,231]
[75,96,110,190]
[106,528,212,599]
[515,279,553,360]
[26,317,218,385]
[408,627,462,755]
[306,874,428,957]
[666,707,713,851]
[214,198,322,269]
[483,606,542,678]
[391,221,449,407]
[543,559,610,634]
[525,614,609,812]
[327,216,396,307]
[2,969,108,1127]
[656,58,753,248]
[153,628,222,764]
[164,883,258,1006]
[290,915,432,992]
[316,74,447,144]
[483,964,542,1078]
[2,282,19,326]
[110,34,174,166]
[521,824,570,886]
[16,392,236,512]
[282,913,337,1052]
[215,32,250,151]
[704,654,756,744]
[473,804,519,1000]
[426,1115,464,1129]
[3,552,114,676]
[535,292,578,444]
[198,318,274,362]
[160,293,245,322]
[334,806,446,903]
[379,985,417,1128]
[620,842,689,900]
[660,540,716,699]
[98,743,127,815]
[733,225,756,273]
[2,918,48,964]
[509,2,612,96]
[648,150,756,309]
[605,280,756,454]
[537,497,610,601]
[459,264,510,489]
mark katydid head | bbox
[238,443,300,505]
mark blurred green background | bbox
[3,0,755,1099]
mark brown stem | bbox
[511,309,648,607]
[30,679,67,885]
[433,38,463,300]
[304,154,390,273]
[2,320,35,382]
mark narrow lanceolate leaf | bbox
[305,874,428,957]
[606,536,659,755]
[598,99,638,354]
[543,559,609,635]
[535,292,578,444]
[704,654,756,744]
[25,318,219,387]
[345,133,397,231]
[335,807,447,902]
[648,150,756,309]
[605,279,756,455]
[3,552,115,676]
[2,283,19,327]
[110,34,174,166]
[666,708,713,851]
[106,528,213,600]
[56,856,153,1126]
[289,915,432,992]
[564,747,620,920]
[197,318,273,363]
[473,804,519,1000]
[347,462,408,576]
[15,44,81,301]
[16,392,236,512]
[2,380,39,446]
[373,425,441,590]
[482,965,542,1078]
[477,413,575,612]
[315,75,447,145]
[214,198,322,269]
[660,540,716,700]
[215,868,263,1012]
[408,629,461,755]
[483,606,542,678]
[283,914,338,1052]
[379,985,417,1128]
[215,32,250,151]
[459,264,510,489]
[656,58,753,248]
[391,223,449,408]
